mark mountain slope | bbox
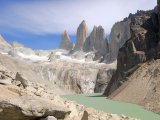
[109,59,160,114]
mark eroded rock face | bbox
[83,26,109,61]
[48,60,105,93]
[74,20,88,51]
[107,18,131,63]
[107,59,160,114]
[60,30,74,51]
[157,0,160,55]
[104,10,160,95]
[94,68,115,93]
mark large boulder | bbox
[73,20,88,51]
[60,30,74,51]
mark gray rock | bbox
[60,30,74,50]
[0,85,70,120]
[48,52,60,62]
[0,79,12,85]
[158,0,160,54]
[83,26,108,60]
[95,68,115,93]
[15,72,32,88]
[39,116,57,120]
[73,20,88,51]
[104,10,159,96]
[12,80,21,86]
[81,110,88,120]
[107,18,131,63]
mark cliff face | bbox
[83,26,109,61]
[104,9,159,95]
[107,19,131,62]
[66,20,110,62]
[158,0,160,54]
[103,1,160,114]
[0,34,115,94]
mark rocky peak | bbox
[73,20,88,51]
[83,25,108,61]
[60,30,74,50]
[107,18,131,63]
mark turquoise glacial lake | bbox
[63,93,160,120]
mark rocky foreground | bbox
[0,63,136,120]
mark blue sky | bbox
[0,0,156,50]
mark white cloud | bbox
[0,0,157,35]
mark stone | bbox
[0,60,136,120]
[0,35,12,53]
[48,52,60,62]
[104,10,160,96]
[12,80,21,86]
[0,85,71,120]
[95,68,115,93]
[39,116,57,120]
[74,20,88,51]
[60,30,74,51]
[0,79,12,85]
[83,26,108,61]
[15,72,32,88]
[107,18,131,63]
[81,110,88,120]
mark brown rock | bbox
[83,26,108,61]
[74,20,88,51]
[81,110,88,120]
[60,30,74,50]
[15,72,32,88]
[104,10,156,96]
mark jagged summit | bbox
[60,30,74,50]
[83,25,108,60]
[73,20,88,51]
[81,20,87,26]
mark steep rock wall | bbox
[104,9,159,96]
